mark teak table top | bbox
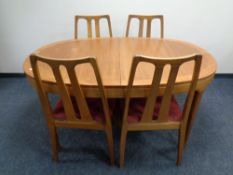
[23,37,217,97]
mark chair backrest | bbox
[30,54,111,127]
[126,15,164,38]
[123,54,202,125]
[74,15,113,39]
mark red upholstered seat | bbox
[127,96,182,123]
[53,98,115,122]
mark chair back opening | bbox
[75,15,112,39]
[123,54,202,125]
[126,15,164,38]
[30,54,111,125]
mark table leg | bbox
[185,90,204,145]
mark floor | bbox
[0,76,232,175]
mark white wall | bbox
[0,0,232,73]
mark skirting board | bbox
[0,73,232,78]
[0,73,25,78]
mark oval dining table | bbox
[23,37,217,142]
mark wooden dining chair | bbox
[119,54,202,167]
[126,15,164,38]
[30,54,114,165]
[74,15,113,39]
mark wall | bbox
[0,0,232,73]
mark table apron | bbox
[26,74,214,98]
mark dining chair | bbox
[125,15,164,38]
[30,54,114,165]
[119,54,202,167]
[74,15,113,39]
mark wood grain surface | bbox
[23,37,217,97]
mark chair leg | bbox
[176,128,186,166]
[48,125,59,162]
[119,128,127,168]
[105,128,114,165]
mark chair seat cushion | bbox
[128,96,182,123]
[53,98,115,122]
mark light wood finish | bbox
[24,38,217,97]
[74,15,112,39]
[30,54,114,165]
[119,54,202,167]
[23,37,217,158]
[126,15,164,38]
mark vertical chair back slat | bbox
[74,15,112,39]
[87,18,93,38]
[141,66,164,122]
[156,65,180,122]
[126,15,164,38]
[95,19,100,38]
[66,66,93,121]
[138,18,144,37]
[106,16,113,37]
[51,66,77,121]
[146,18,152,37]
